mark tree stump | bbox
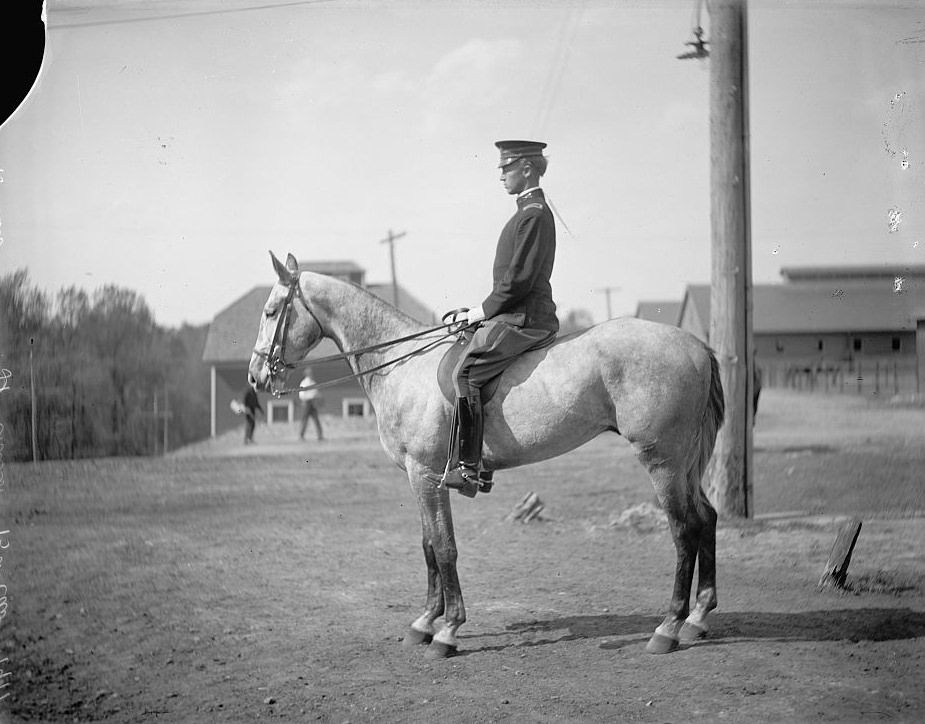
[818,517,862,589]
[505,492,544,524]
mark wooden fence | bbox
[761,357,920,397]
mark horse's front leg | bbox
[403,467,466,658]
[403,537,442,647]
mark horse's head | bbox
[248,251,325,394]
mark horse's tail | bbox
[690,346,725,516]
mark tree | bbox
[0,270,211,460]
[558,308,595,335]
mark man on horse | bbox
[443,140,559,495]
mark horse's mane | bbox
[308,271,425,331]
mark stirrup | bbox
[442,464,481,498]
[442,466,494,498]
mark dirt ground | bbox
[3,388,924,723]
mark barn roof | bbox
[297,260,365,277]
[203,280,437,364]
[780,264,925,284]
[634,300,682,325]
[682,278,925,336]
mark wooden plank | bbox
[505,492,544,524]
[818,517,863,589]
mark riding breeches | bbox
[452,320,556,399]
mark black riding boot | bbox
[443,395,491,497]
[457,394,483,472]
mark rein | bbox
[254,277,471,397]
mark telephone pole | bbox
[704,0,753,518]
[595,286,621,320]
[380,229,407,307]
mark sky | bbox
[1,0,924,329]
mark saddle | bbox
[436,333,503,405]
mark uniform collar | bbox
[516,187,544,207]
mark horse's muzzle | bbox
[247,354,272,392]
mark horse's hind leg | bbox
[646,507,700,653]
[638,458,705,654]
[680,492,718,642]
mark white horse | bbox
[249,252,724,658]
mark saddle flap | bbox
[437,335,502,405]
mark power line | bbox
[49,0,340,29]
[531,9,579,138]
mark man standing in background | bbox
[242,384,263,445]
[298,372,324,442]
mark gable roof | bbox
[297,260,365,275]
[203,281,436,364]
[681,279,925,338]
[634,300,682,325]
[780,264,925,284]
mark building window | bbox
[342,397,372,417]
[775,339,784,353]
[268,400,292,424]
[853,338,862,352]
[817,339,824,352]
[892,337,901,352]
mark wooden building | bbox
[202,260,436,438]
[640,265,925,395]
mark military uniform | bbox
[452,187,558,399]
[444,140,559,497]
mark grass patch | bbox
[844,569,920,597]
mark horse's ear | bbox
[270,251,293,284]
[285,253,299,275]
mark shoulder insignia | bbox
[523,203,544,211]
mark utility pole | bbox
[153,390,159,456]
[595,286,620,320]
[163,382,169,455]
[30,339,37,465]
[380,229,406,307]
[704,0,753,518]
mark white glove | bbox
[466,305,485,325]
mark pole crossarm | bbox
[594,286,621,320]
[380,229,407,307]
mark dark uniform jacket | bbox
[480,188,559,332]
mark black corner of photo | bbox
[1,0,47,128]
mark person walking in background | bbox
[243,384,263,444]
[298,372,324,441]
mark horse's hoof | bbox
[424,641,458,659]
[678,621,708,642]
[402,627,433,647]
[645,632,679,654]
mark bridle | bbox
[253,274,473,397]
[256,274,322,383]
